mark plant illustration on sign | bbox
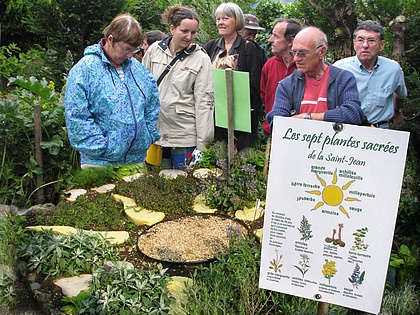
[269,249,283,273]
[306,169,360,218]
[325,223,346,247]
[349,263,365,288]
[322,259,337,284]
[294,254,310,278]
[298,215,313,242]
[351,227,369,251]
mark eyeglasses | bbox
[354,37,379,45]
[116,41,141,54]
[289,45,323,58]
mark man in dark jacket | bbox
[240,14,268,66]
[267,27,364,132]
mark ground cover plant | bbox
[35,193,134,232]
[17,230,119,278]
[113,171,203,216]
[0,213,27,307]
[62,263,172,315]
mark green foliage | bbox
[18,229,119,278]
[381,281,420,315]
[113,173,203,216]
[63,263,172,315]
[194,141,227,169]
[182,235,270,314]
[35,194,131,231]
[0,213,27,267]
[183,235,346,314]
[72,167,116,189]
[395,143,420,244]
[24,0,126,64]
[0,44,68,92]
[401,68,420,120]
[0,267,16,308]
[203,155,267,213]
[113,163,148,179]
[389,244,419,288]
[196,141,266,170]
[0,212,27,308]
[0,0,37,51]
[254,0,287,57]
[72,163,148,189]
[130,0,258,46]
[61,290,93,315]
[0,76,77,207]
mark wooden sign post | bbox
[225,69,235,167]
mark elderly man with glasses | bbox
[334,20,407,129]
[266,26,364,132]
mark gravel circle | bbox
[137,214,248,263]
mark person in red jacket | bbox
[261,18,302,136]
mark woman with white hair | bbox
[204,2,262,152]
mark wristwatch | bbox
[304,113,312,120]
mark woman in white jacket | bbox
[143,5,214,169]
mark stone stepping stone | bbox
[54,274,91,298]
[193,194,217,213]
[235,200,265,222]
[64,188,87,201]
[125,207,165,226]
[159,169,187,179]
[167,276,193,315]
[122,172,145,182]
[254,228,263,242]
[112,194,137,209]
[91,183,115,194]
[192,168,222,179]
[112,194,165,226]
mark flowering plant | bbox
[203,155,267,213]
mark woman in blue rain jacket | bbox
[65,14,160,167]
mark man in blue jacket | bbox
[334,20,407,129]
[65,14,160,167]
[267,27,364,133]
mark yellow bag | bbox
[145,144,162,166]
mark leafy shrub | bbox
[62,263,172,314]
[183,235,270,314]
[0,267,16,307]
[0,212,26,308]
[18,230,119,278]
[0,76,77,207]
[381,281,420,315]
[388,244,419,289]
[203,154,267,213]
[0,44,60,90]
[182,235,347,315]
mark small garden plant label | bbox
[259,117,409,314]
